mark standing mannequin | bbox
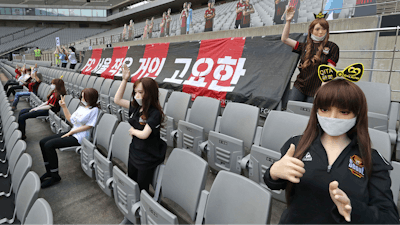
[128,20,134,41]
[180,2,187,35]
[166,8,172,37]
[186,2,193,34]
[281,9,339,103]
[143,19,148,40]
[235,0,244,28]
[148,17,154,38]
[204,1,215,32]
[122,24,127,41]
[242,0,254,28]
[160,12,166,38]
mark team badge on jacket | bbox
[302,152,312,161]
[139,115,147,125]
[323,47,330,55]
[348,155,364,178]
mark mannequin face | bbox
[318,106,355,120]
[208,3,211,8]
[312,23,327,38]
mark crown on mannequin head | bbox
[314,11,328,19]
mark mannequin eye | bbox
[340,110,350,115]
[320,108,328,112]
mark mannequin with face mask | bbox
[281,9,340,104]
[264,79,399,224]
[6,66,31,97]
[114,64,167,224]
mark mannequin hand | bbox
[29,108,37,112]
[285,6,295,21]
[61,132,72,138]
[269,144,305,183]
[59,95,66,108]
[329,181,352,222]
[122,64,130,81]
[129,127,137,137]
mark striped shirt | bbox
[292,41,340,97]
[47,92,61,113]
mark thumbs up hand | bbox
[269,144,305,183]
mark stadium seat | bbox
[99,79,114,114]
[242,110,308,202]
[48,94,72,133]
[78,75,91,98]
[0,171,40,224]
[72,74,85,98]
[120,82,134,121]
[140,148,208,224]
[0,130,22,162]
[24,198,53,225]
[94,122,132,197]
[0,153,31,198]
[59,98,81,134]
[160,92,191,147]
[176,96,220,156]
[194,170,272,224]
[54,98,80,134]
[159,88,169,109]
[80,113,118,179]
[0,140,26,178]
[206,102,260,174]
[369,128,391,161]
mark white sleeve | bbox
[85,108,99,127]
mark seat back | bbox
[11,153,32,195]
[110,122,132,165]
[369,128,391,161]
[94,114,118,151]
[100,79,113,95]
[24,198,53,225]
[86,76,97,89]
[16,171,40,224]
[286,100,313,117]
[390,161,400,206]
[165,92,191,125]
[159,88,169,109]
[63,95,73,108]
[162,148,208,221]
[121,82,134,120]
[79,75,90,95]
[9,140,27,175]
[204,171,272,224]
[67,99,81,116]
[140,190,178,225]
[188,96,220,135]
[220,102,259,150]
[5,129,22,159]
[260,111,309,150]
[356,81,391,115]
[93,77,105,93]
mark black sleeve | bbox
[263,136,301,190]
[292,42,304,55]
[146,108,161,132]
[331,150,399,224]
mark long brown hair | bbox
[131,78,165,126]
[47,78,66,100]
[81,88,100,108]
[301,18,330,70]
[286,79,372,204]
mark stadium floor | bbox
[2,71,400,224]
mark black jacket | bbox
[263,131,399,224]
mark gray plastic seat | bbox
[0,171,40,224]
[140,148,208,224]
[242,110,309,202]
[390,161,400,206]
[94,122,132,197]
[194,170,272,224]
[0,140,26,178]
[24,198,53,225]
[121,82,134,121]
[108,81,123,120]
[177,97,220,156]
[0,153,31,198]
[286,100,313,117]
[159,88,169,109]
[86,76,97,89]
[160,92,191,147]
[93,77,105,93]
[73,74,84,98]
[0,129,22,162]
[99,79,114,113]
[369,128,391,161]
[206,102,260,174]
[78,75,90,98]
[68,73,79,95]
[80,113,118,179]
[49,95,72,133]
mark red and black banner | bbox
[79,34,305,112]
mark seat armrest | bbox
[215,116,222,133]
[253,126,263,146]
[195,190,210,225]
[199,141,208,153]
[240,154,251,170]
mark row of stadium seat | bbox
[0,84,53,224]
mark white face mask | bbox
[81,100,88,106]
[134,96,142,106]
[50,84,56,90]
[317,113,357,137]
[311,33,327,42]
